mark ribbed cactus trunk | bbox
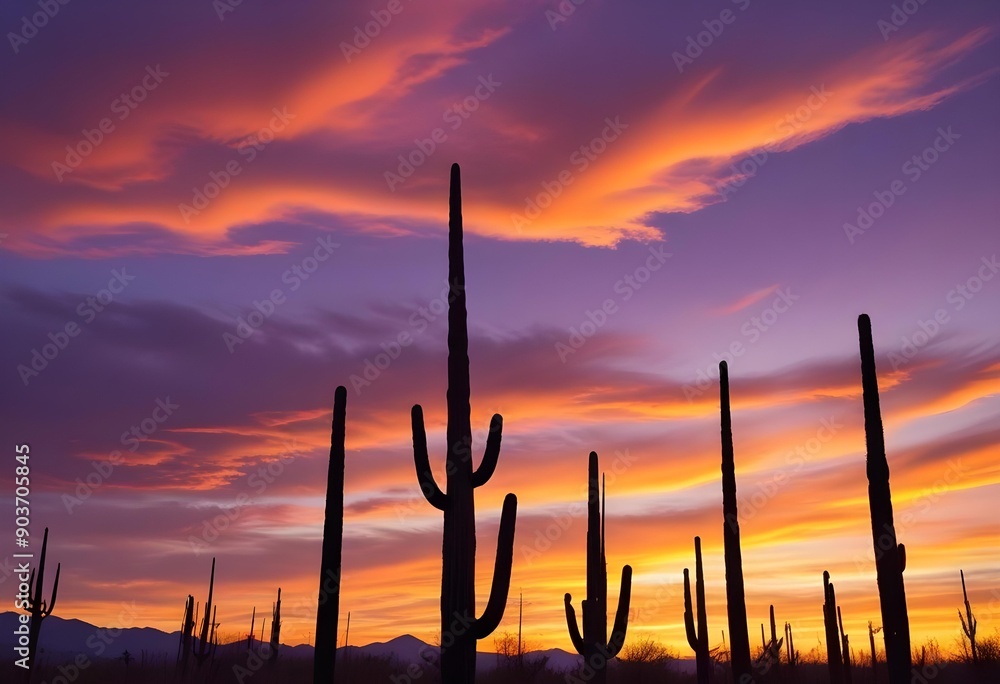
[823,571,844,684]
[858,315,911,684]
[411,163,517,684]
[684,536,710,684]
[564,452,632,684]
[719,362,752,683]
[314,385,347,683]
[25,527,60,683]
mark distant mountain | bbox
[0,613,590,673]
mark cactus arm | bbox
[45,563,60,616]
[472,493,517,638]
[683,568,698,651]
[564,593,587,655]
[898,543,905,572]
[470,414,503,488]
[606,565,632,658]
[411,405,447,510]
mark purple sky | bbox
[1,0,998,654]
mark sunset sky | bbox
[1,0,998,661]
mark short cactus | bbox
[564,451,632,684]
[683,536,710,684]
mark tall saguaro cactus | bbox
[314,385,347,683]
[958,569,978,665]
[564,451,633,684]
[410,163,518,684]
[823,571,844,684]
[684,536,710,684]
[719,361,752,683]
[24,527,61,681]
[858,314,911,684]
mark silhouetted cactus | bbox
[684,536,710,684]
[958,569,978,665]
[176,594,195,674]
[719,361,753,683]
[564,451,632,684]
[269,588,281,663]
[858,314,911,684]
[193,558,216,667]
[761,605,783,668]
[24,527,60,681]
[868,621,881,678]
[248,606,255,651]
[785,621,797,667]
[823,571,844,684]
[410,163,517,684]
[839,605,852,683]
[314,385,347,683]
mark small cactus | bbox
[683,536,710,684]
[839,605,853,683]
[193,558,216,667]
[958,569,978,665]
[176,595,195,674]
[823,571,844,684]
[24,527,61,681]
[564,452,632,684]
[269,588,281,663]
